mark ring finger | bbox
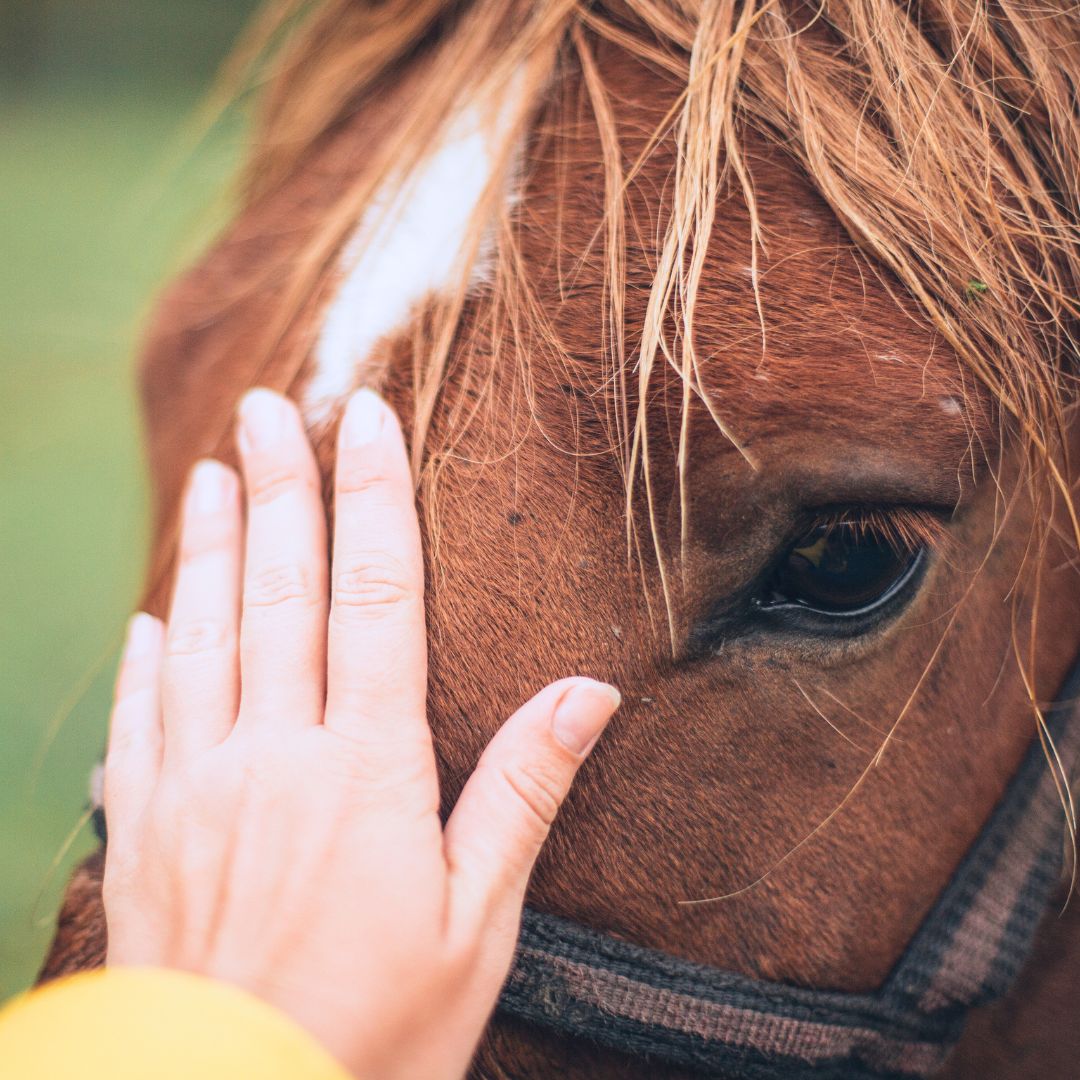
[161,459,242,762]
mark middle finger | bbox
[324,389,428,745]
[235,389,328,730]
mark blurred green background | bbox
[1,0,259,1001]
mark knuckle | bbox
[336,455,393,498]
[499,760,564,832]
[235,747,290,794]
[114,655,153,702]
[332,561,414,614]
[166,618,232,658]
[246,466,307,507]
[316,738,379,787]
[317,734,439,809]
[245,562,319,608]
[178,519,234,567]
[177,537,215,568]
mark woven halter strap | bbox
[496,658,1080,1078]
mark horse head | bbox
[43,3,1080,1076]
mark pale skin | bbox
[102,386,620,1078]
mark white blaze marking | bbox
[939,396,962,416]
[305,86,522,426]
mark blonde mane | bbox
[211,0,1079,786]
[222,0,1079,501]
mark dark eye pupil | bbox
[767,522,916,614]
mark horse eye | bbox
[761,520,922,616]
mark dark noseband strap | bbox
[496,660,1080,1077]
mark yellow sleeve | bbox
[0,967,352,1079]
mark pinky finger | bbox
[104,613,165,845]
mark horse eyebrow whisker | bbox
[793,678,874,754]
[816,686,902,743]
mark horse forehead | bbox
[696,160,955,419]
[518,79,961,439]
[537,151,964,450]
[302,58,962,451]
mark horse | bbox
[38,2,1080,1076]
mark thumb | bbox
[443,678,620,921]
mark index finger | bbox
[324,389,428,745]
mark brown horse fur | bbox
[40,3,1080,1076]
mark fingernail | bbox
[124,612,159,660]
[552,679,621,755]
[187,459,228,514]
[238,389,288,452]
[340,388,385,448]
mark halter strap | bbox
[497,659,1080,1077]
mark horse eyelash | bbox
[812,506,950,554]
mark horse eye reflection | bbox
[765,521,922,616]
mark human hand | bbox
[101,387,619,1078]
